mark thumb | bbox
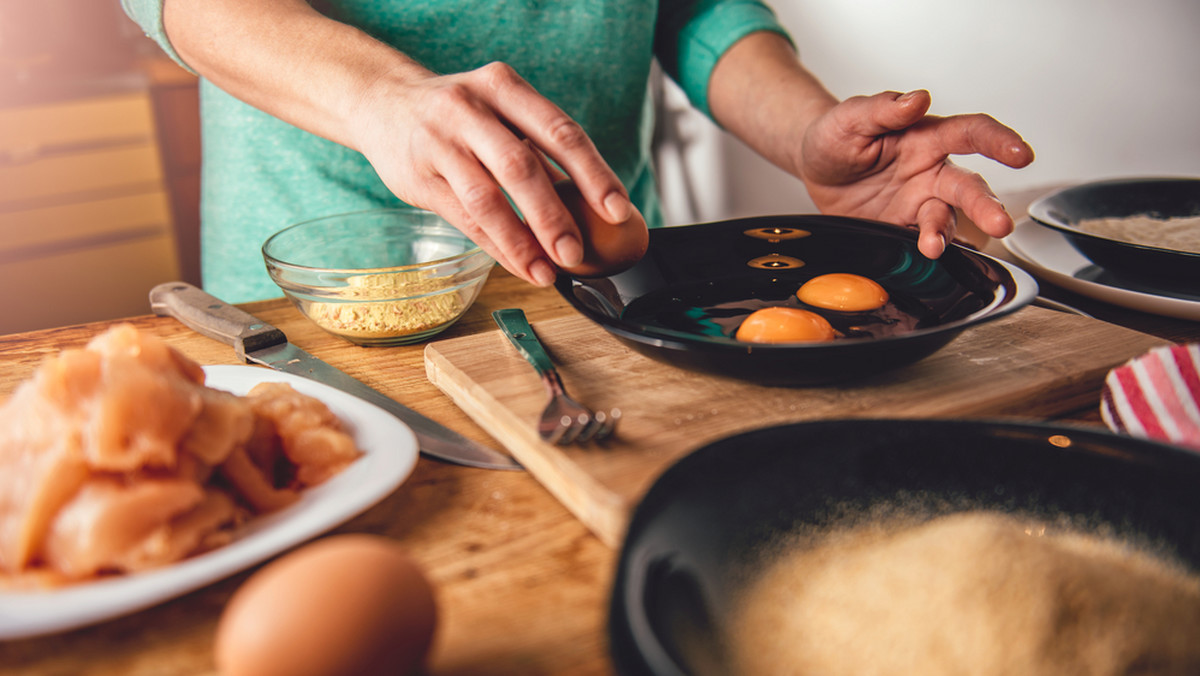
[870,89,932,133]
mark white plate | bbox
[0,365,418,640]
[1004,220,1200,321]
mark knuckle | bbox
[544,117,588,150]
[459,181,505,216]
[426,82,478,118]
[476,61,521,89]
[493,146,540,183]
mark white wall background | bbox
[655,0,1200,225]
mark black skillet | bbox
[608,419,1200,676]
[555,215,1037,386]
[1028,177,1200,284]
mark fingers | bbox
[536,117,632,224]
[837,90,1034,171]
[834,90,932,138]
[935,162,1016,239]
[419,174,524,280]
[483,65,632,224]
[925,112,1035,170]
[436,149,562,286]
[404,63,628,286]
[915,198,954,258]
[527,142,569,182]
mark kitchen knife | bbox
[149,281,522,471]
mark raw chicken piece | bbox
[0,324,362,585]
[0,326,219,575]
[246,382,361,486]
[41,477,205,579]
[0,397,90,571]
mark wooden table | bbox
[1,257,1198,676]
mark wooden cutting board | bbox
[424,306,1167,547]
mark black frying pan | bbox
[555,216,1036,386]
[609,419,1200,676]
[1028,177,1200,284]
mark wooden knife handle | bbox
[149,282,286,360]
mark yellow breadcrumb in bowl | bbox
[263,208,495,346]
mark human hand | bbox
[797,90,1034,258]
[349,61,634,286]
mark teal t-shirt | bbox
[122,0,790,302]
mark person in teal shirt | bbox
[122,0,1033,303]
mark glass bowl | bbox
[263,208,495,346]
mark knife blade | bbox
[149,281,522,471]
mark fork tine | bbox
[493,309,619,448]
[557,412,590,445]
[541,415,570,444]
[574,413,604,444]
[593,409,620,442]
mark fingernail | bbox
[898,90,919,102]
[555,234,583,267]
[604,191,632,223]
[529,259,556,287]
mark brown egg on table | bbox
[797,273,889,312]
[214,534,437,676]
[735,307,836,344]
[553,178,649,277]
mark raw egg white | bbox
[735,307,836,344]
[215,534,437,676]
[554,178,649,277]
[797,273,889,312]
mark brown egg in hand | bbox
[735,307,836,344]
[797,273,889,312]
[553,178,649,277]
[215,534,437,676]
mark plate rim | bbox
[1004,219,1200,321]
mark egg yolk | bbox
[796,273,889,312]
[735,307,836,344]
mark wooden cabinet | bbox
[0,90,181,334]
[143,58,202,288]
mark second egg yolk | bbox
[797,273,889,312]
[735,307,836,344]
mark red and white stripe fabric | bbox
[1101,343,1200,451]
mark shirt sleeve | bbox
[120,0,197,74]
[655,0,793,119]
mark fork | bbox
[493,308,619,444]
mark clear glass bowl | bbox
[262,208,495,346]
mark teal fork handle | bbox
[493,308,561,388]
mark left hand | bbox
[797,89,1035,258]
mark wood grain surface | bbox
[0,273,620,676]
[425,306,1167,547]
[0,226,1197,675]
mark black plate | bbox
[1028,177,1200,283]
[609,419,1200,676]
[555,215,1036,386]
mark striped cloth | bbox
[1101,343,1200,451]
